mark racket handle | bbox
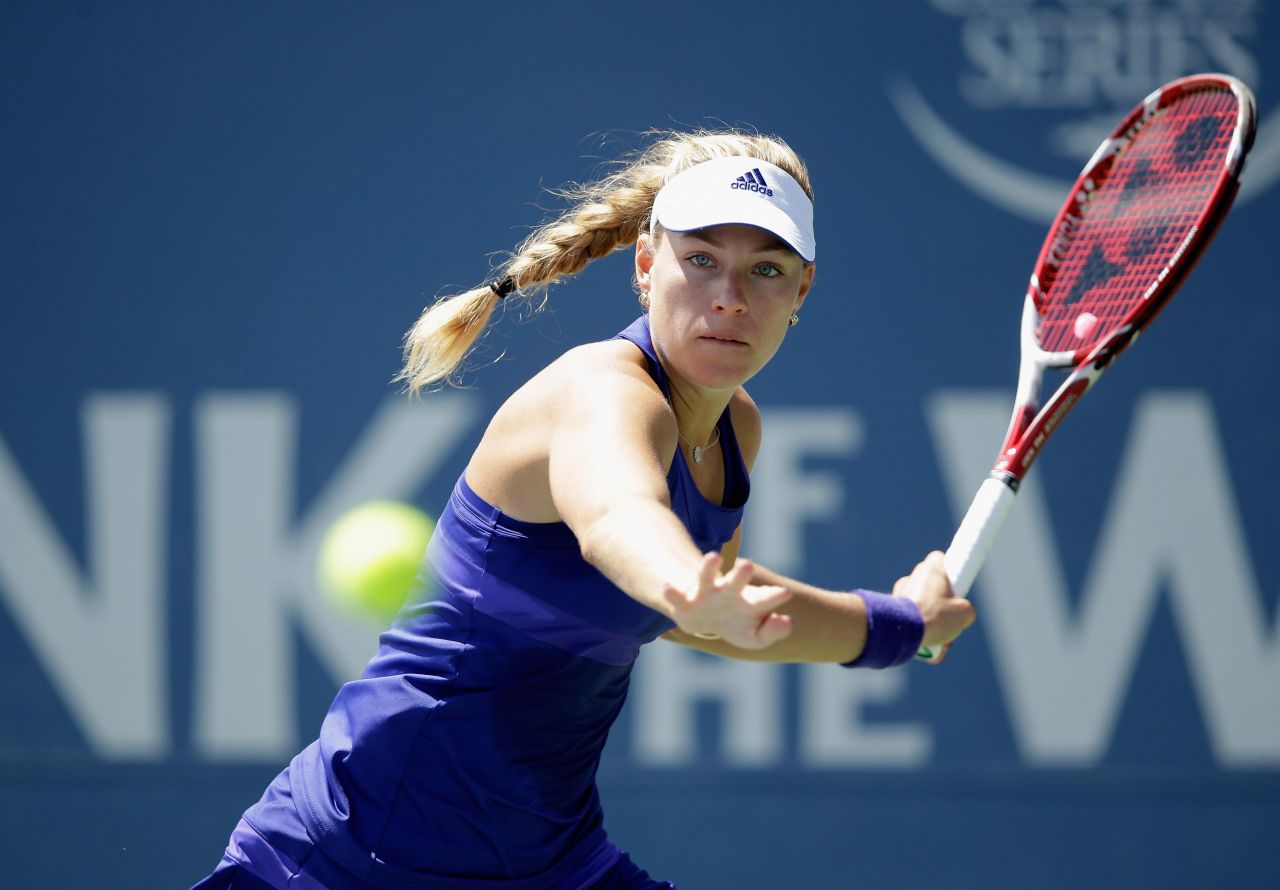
[916,475,1018,661]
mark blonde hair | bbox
[397,129,813,393]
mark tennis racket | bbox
[918,73,1257,662]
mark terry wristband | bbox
[842,590,925,669]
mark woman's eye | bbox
[688,254,713,268]
[755,264,782,278]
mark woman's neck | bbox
[664,367,733,448]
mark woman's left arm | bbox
[667,539,970,663]
[666,532,869,662]
[663,394,974,663]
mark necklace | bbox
[678,425,721,463]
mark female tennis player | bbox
[192,130,975,890]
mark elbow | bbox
[572,495,662,570]
[575,514,614,571]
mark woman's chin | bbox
[680,359,758,391]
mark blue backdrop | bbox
[2,2,1277,887]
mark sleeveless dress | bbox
[193,316,750,890]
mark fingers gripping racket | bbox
[918,73,1257,662]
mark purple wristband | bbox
[842,589,925,669]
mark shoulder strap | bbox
[611,315,670,399]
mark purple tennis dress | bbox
[192,316,749,889]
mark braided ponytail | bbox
[397,129,812,393]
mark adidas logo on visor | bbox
[731,168,773,197]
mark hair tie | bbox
[489,277,516,299]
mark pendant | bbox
[692,445,703,463]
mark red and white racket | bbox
[919,73,1257,662]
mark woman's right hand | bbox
[892,551,976,663]
[662,552,795,650]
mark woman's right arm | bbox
[541,348,794,650]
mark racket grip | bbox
[916,476,1018,661]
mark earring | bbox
[788,314,799,327]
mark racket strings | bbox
[1036,86,1239,354]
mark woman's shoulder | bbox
[466,335,677,521]
[530,337,665,402]
[555,335,650,372]
[497,336,673,437]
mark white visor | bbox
[650,156,815,262]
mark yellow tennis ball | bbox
[317,501,435,623]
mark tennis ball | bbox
[1074,311,1099,340]
[317,501,435,623]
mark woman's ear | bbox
[635,233,655,292]
[794,262,815,312]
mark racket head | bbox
[1027,74,1256,369]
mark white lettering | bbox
[632,641,783,767]
[799,664,931,767]
[952,5,1258,109]
[927,390,1279,765]
[192,393,479,759]
[0,395,170,758]
[745,409,863,577]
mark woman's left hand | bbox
[892,551,976,663]
[662,553,794,649]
